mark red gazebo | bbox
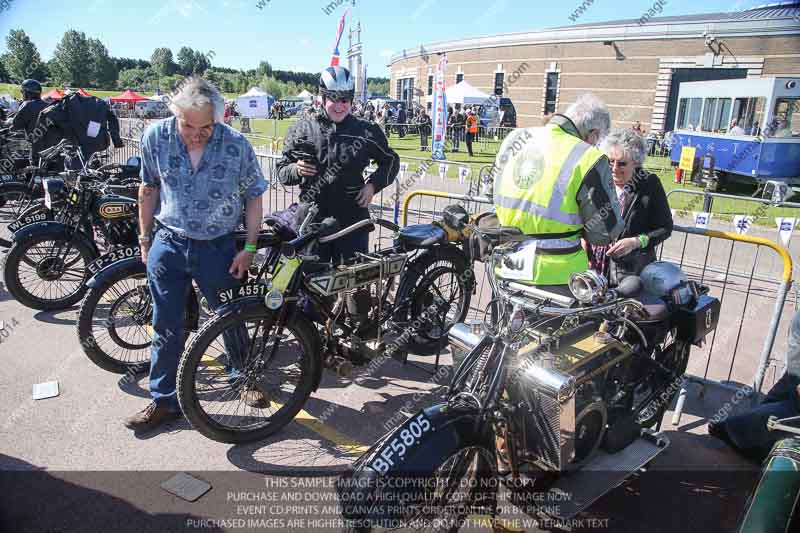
[78,88,92,97]
[110,90,148,104]
[42,88,65,100]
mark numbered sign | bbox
[733,215,754,235]
[693,212,712,229]
[776,217,796,246]
[399,162,408,180]
[458,167,470,184]
[438,164,448,180]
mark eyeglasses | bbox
[608,159,629,168]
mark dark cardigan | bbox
[618,168,673,249]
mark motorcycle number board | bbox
[217,282,270,305]
[86,246,140,276]
[8,210,52,233]
[369,413,433,474]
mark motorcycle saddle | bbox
[396,224,447,248]
[630,290,670,322]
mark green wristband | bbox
[244,243,257,253]
[638,234,649,248]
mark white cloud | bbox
[149,0,208,25]
[380,49,395,58]
[300,39,311,48]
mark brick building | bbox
[388,2,800,131]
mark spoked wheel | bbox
[0,183,34,248]
[3,234,95,310]
[410,446,496,533]
[77,271,153,374]
[177,305,320,444]
[396,248,473,356]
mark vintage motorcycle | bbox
[2,153,141,309]
[337,217,722,531]
[173,205,476,444]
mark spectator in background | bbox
[632,121,644,134]
[417,108,431,151]
[584,128,672,281]
[447,106,461,152]
[728,119,745,136]
[397,104,407,138]
[465,108,478,157]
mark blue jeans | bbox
[146,227,245,411]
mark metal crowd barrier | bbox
[400,189,796,422]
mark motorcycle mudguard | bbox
[12,221,100,257]
[212,299,324,392]
[337,402,484,527]
[86,256,145,288]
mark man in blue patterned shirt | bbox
[125,77,268,432]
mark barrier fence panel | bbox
[401,189,796,423]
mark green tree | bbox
[192,50,210,74]
[256,60,272,78]
[117,67,153,91]
[2,29,47,82]
[176,46,196,76]
[49,30,91,86]
[150,47,175,77]
[87,38,117,89]
[0,56,9,82]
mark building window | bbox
[396,77,415,106]
[544,72,559,114]
[494,73,504,96]
[428,75,433,96]
[456,73,464,84]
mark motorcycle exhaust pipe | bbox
[448,322,485,370]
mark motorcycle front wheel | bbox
[77,271,152,374]
[3,233,95,310]
[177,305,320,444]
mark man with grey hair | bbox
[126,77,268,432]
[492,92,622,285]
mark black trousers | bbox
[466,132,475,156]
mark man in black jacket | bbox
[276,65,399,265]
[8,80,48,159]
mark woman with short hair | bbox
[584,128,673,281]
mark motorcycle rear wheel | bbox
[177,305,320,444]
[77,271,152,374]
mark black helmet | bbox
[319,66,354,101]
[20,79,42,96]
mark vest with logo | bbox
[493,123,604,285]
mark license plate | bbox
[86,246,140,276]
[8,210,52,233]
[368,413,433,474]
[217,282,270,305]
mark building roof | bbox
[559,1,800,28]
[389,2,800,65]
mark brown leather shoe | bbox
[124,401,181,431]
[241,387,268,409]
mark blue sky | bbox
[0,0,762,77]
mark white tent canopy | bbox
[236,87,274,118]
[295,89,314,103]
[445,81,491,105]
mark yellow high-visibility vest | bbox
[493,123,605,285]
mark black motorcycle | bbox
[2,155,141,309]
[337,220,721,532]
[172,205,475,444]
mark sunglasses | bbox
[608,159,629,168]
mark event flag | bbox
[733,215,753,235]
[431,55,448,160]
[330,9,349,67]
[776,217,796,246]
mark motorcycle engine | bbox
[505,320,636,472]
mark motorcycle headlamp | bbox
[569,270,608,304]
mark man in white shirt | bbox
[728,119,745,136]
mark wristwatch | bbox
[138,234,151,245]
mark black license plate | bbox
[217,282,270,305]
[86,246,140,276]
[368,413,433,474]
[8,210,52,233]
